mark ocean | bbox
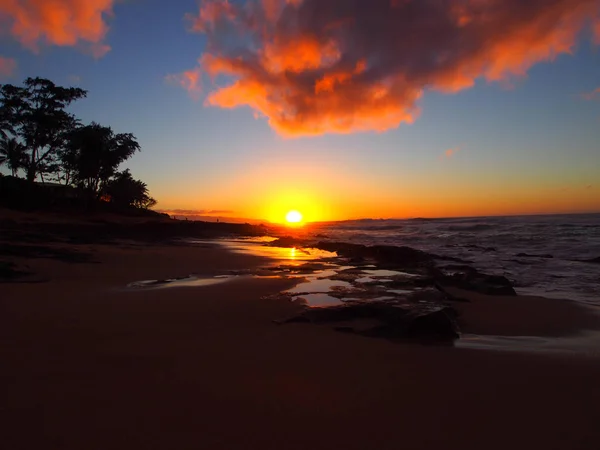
[305,214,600,306]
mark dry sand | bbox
[2,241,600,450]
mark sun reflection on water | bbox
[212,239,337,262]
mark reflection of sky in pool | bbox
[215,239,338,262]
[127,276,232,290]
[292,294,344,308]
[286,278,352,294]
[363,270,419,278]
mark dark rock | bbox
[407,308,459,340]
[407,287,448,304]
[434,282,471,302]
[370,245,433,266]
[316,242,434,267]
[268,239,438,269]
[315,242,369,259]
[348,256,366,264]
[434,267,517,296]
[433,254,474,263]
[286,303,385,323]
[0,261,30,281]
[267,236,309,248]
[385,276,433,289]
[279,302,459,342]
[436,264,479,276]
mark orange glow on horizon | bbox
[152,145,600,223]
[156,178,600,223]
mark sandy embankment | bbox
[2,238,600,450]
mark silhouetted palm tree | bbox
[0,106,13,140]
[105,169,156,209]
[0,137,28,177]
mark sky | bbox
[1,0,600,223]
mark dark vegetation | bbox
[0,78,276,281]
[0,77,156,212]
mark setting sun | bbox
[286,210,303,224]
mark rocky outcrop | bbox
[269,239,475,267]
[279,302,460,342]
[291,241,435,267]
[433,266,516,296]
[267,236,309,248]
[268,239,517,297]
[0,261,29,282]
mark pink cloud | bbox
[166,68,204,100]
[445,148,459,158]
[0,0,114,57]
[0,56,17,79]
[175,0,600,137]
[582,87,600,100]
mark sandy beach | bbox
[2,216,600,450]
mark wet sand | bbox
[449,286,600,337]
[2,240,600,449]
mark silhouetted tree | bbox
[0,137,28,176]
[105,169,156,209]
[0,78,86,182]
[0,76,157,213]
[0,104,14,140]
[62,122,140,196]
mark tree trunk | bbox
[27,164,36,182]
[27,148,37,182]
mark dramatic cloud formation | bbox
[582,87,600,100]
[176,0,600,136]
[0,56,17,78]
[0,0,114,57]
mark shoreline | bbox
[218,237,600,350]
[2,211,599,351]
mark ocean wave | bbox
[446,224,495,232]
[315,214,600,305]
